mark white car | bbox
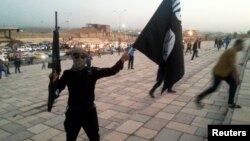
[1,47,12,52]
[47,50,66,57]
[0,55,5,61]
[0,52,8,61]
[22,52,34,57]
[33,52,48,59]
[17,46,26,52]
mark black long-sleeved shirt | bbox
[58,60,123,111]
[192,42,198,51]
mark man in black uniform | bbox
[191,39,199,60]
[50,47,129,141]
[149,66,176,98]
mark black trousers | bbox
[15,65,21,73]
[150,82,174,94]
[185,48,192,55]
[5,64,10,74]
[128,56,134,69]
[197,73,237,104]
[64,107,100,141]
[149,80,163,94]
[191,50,198,60]
[0,69,8,78]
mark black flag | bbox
[133,0,184,93]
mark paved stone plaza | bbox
[0,40,249,141]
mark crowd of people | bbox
[184,35,232,60]
[0,55,22,79]
[184,38,201,60]
[214,35,231,50]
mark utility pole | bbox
[114,9,127,33]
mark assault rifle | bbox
[48,11,61,112]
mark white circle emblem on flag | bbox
[163,29,175,62]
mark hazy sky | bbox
[0,0,249,32]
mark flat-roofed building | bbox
[0,27,20,39]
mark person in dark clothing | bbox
[224,35,231,50]
[191,39,199,60]
[4,55,11,74]
[196,38,202,57]
[149,66,176,98]
[117,46,121,56]
[14,56,21,73]
[217,39,223,50]
[214,38,218,48]
[185,40,192,55]
[198,38,201,49]
[97,48,101,58]
[86,51,93,68]
[149,66,165,98]
[0,60,8,79]
[50,47,129,141]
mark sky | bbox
[0,0,250,32]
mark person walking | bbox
[198,37,202,49]
[128,46,136,69]
[86,51,93,68]
[14,56,21,73]
[224,35,231,50]
[185,40,192,55]
[149,66,165,98]
[97,48,101,58]
[191,39,199,60]
[149,66,176,98]
[217,39,223,50]
[42,60,46,70]
[49,47,129,141]
[110,46,114,55]
[214,38,218,48]
[4,55,11,74]
[195,39,244,108]
[117,46,121,56]
[0,60,8,79]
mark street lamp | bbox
[121,24,126,32]
[188,30,193,36]
[114,9,127,33]
[63,12,72,29]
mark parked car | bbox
[1,47,12,52]
[17,46,27,52]
[47,50,66,57]
[33,53,48,59]
[0,55,5,61]
[0,51,9,61]
[22,51,34,57]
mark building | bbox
[0,27,20,39]
[69,24,136,42]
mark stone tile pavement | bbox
[230,60,250,124]
[0,40,249,141]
